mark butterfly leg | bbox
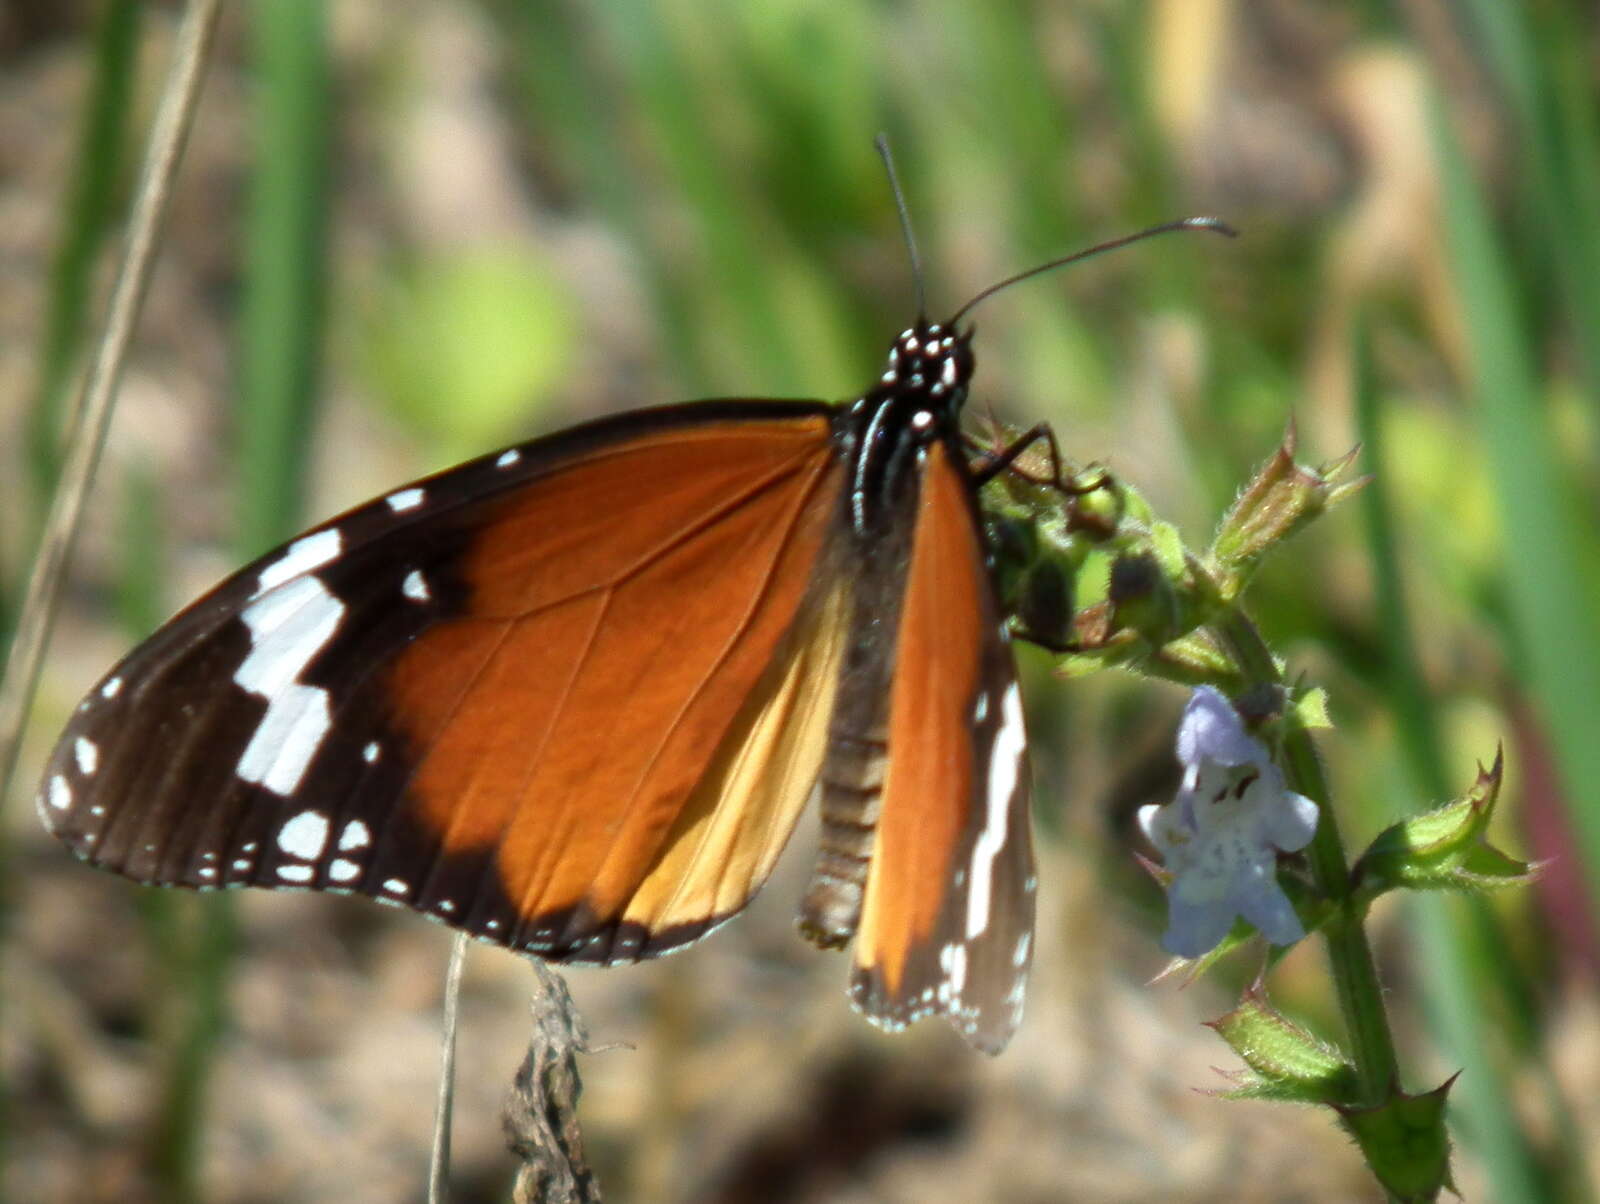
[967,422,1073,491]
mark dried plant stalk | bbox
[505,960,601,1204]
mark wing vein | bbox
[633,466,836,926]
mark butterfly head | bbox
[880,320,976,421]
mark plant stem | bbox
[1211,606,1400,1104]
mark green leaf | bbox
[1351,751,1536,902]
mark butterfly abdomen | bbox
[798,474,917,950]
[803,725,888,948]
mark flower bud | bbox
[1210,425,1365,596]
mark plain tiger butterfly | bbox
[36,164,1228,1053]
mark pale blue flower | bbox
[1138,687,1320,958]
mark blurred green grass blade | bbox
[1096,7,1178,228]
[19,0,142,590]
[1353,320,1553,1202]
[492,0,715,390]
[1431,92,1600,893]
[2,5,142,1180]
[236,0,330,555]
[594,1,802,392]
[924,0,1078,254]
[149,901,235,1204]
[146,3,331,1199]
[1453,1,1600,407]
[1351,323,1445,786]
[1432,110,1600,1191]
[114,464,212,1199]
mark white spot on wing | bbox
[235,576,345,796]
[363,741,380,763]
[966,683,1026,940]
[253,528,342,597]
[386,488,424,512]
[496,449,521,469]
[338,820,371,851]
[1013,932,1031,967]
[383,878,409,895]
[48,776,71,811]
[74,737,98,775]
[940,942,968,997]
[101,677,123,699]
[277,864,315,883]
[329,859,361,883]
[402,570,430,602]
[276,810,330,860]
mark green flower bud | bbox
[1210,424,1365,598]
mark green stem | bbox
[1211,606,1400,1105]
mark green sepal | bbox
[1149,920,1254,984]
[1292,686,1332,730]
[1205,984,1360,1105]
[1152,874,1327,984]
[1334,1075,1458,1202]
[1351,750,1534,904]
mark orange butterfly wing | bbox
[42,404,851,963]
[851,440,1035,1053]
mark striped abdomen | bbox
[798,577,904,949]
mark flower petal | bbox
[1144,688,1321,957]
[1237,879,1306,947]
[1162,896,1239,958]
[1177,686,1262,769]
[1263,790,1320,853]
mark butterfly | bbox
[36,209,1227,1056]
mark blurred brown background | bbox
[5,2,1599,1201]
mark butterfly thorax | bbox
[835,320,974,539]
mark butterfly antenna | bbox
[950,217,1237,325]
[875,133,928,322]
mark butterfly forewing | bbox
[850,440,1035,1054]
[40,402,849,964]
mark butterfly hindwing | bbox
[850,439,1035,1054]
[39,401,851,964]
